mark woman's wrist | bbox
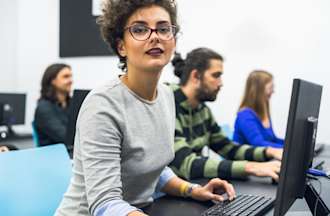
[179,182,189,197]
[179,182,202,197]
[186,183,202,198]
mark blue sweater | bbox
[233,108,284,148]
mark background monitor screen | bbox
[0,93,26,126]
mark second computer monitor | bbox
[274,79,323,216]
[0,93,26,126]
[64,89,90,158]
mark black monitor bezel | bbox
[64,89,90,158]
[274,79,323,216]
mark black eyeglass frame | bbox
[124,24,178,41]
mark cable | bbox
[308,168,328,177]
[313,160,325,170]
[312,178,322,216]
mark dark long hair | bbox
[172,47,224,85]
[40,63,71,103]
[239,70,273,120]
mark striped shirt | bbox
[169,84,270,180]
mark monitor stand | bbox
[305,181,330,215]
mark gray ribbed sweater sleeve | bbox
[77,93,126,214]
[95,200,140,216]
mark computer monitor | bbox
[274,79,330,216]
[65,89,90,158]
[0,93,26,136]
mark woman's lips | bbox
[146,48,164,56]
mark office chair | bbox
[31,121,40,147]
[0,144,72,216]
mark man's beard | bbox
[57,84,71,95]
[196,83,219,102]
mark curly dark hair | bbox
[40,63,71,103]
[172,48,224,86]
[97,0,179,72]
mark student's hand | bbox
[0,146,9,152]
[191,178,236,202]
[245,161,281,181]
[127,210,148,216]
[266,147,283,160]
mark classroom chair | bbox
[0,144,72,216]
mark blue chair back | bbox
[31,121,40,147]
[0,144,72,216]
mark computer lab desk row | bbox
[145,146,330,216]
[3,138,330,216]
[0,136,34,149]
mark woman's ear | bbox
[117,39,127,57]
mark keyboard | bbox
[201,194,275,216]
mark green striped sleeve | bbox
[175,118,183,133]
[177,153,197,180]
[230,144,268,161]
[231,161,248,178]
[233,145,250,159]
[204,159,221,178]
[253,147,268,161]
[217,142,236,157]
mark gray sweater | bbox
[55,78,175,215]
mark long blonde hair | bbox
[239,70,273,121]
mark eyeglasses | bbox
[124,24,177,41]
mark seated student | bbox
[233,70,284,148]
[56,1,235,216]
[34,63,72,147]
[170,48,283,181]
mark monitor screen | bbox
[274,79,323,216]
[65,89,90,158]
[0,93,26,126]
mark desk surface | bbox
[147,146,330,216]
[0,137,34,149]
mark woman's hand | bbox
[191,178,236,202]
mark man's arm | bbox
[170,123,249,180]
[208,111,270,162]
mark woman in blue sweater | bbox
[233,70,284,148]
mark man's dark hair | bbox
[40,63,71,103]
[172,47,224,86]
[97,0,179,72]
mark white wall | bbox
[0,0,18,92]
[1,0,330,143]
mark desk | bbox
[146,145,330,216]
[0,137,34,150]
